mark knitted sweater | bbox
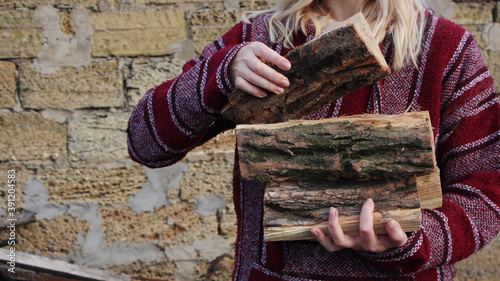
[127,11,500,280]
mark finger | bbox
[328,207,354,248]
[233,76,267,98]
[386,220,408,248]
[311,227,342,252]
[358,198,378,251]
[252,43,291,71]
[249,44,290,90]
[240,64,286,95]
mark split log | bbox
[234,112,442,241]
[264,208,422,242]
[236,112,437,182]
[222,13,391,125]
[264,176,421,226]
[262,171,442,241]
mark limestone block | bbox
[101,203,219,247]
[5,214,89,257]
[453,3,493,26]
[19,60,123,109]
[106,261,176,281]
[0,164,33,215]
[190,6,238,53]
[179,154,234,202]
[164,236,231,281]
[68,110,130,168]
[0,0,100,9]
[482,23,500,52]
[130,0,219,4]
[217,204,237,241]
[37,164,147,205]
[126,58,183,106]
[33,6,94,75]
[90,9,186,57]
[0,10,43,59]
[0,61,17,108]
[455,235,500,280]
[479,49,500,92]
[0,111,67,162]
[127,163,188,213]
[192,26,234,54]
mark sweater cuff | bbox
[216,42,252,96]
[358,230,428,273]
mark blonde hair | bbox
[242,0,427,71]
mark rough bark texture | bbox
[264,176,420,225]
[263,177,423,241]
[236,112,437,182]
[234,112,442,241]
[222,13,390,125]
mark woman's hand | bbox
[311,199,408,253]
[229,42,291,98]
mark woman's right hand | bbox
[229,42,291,98]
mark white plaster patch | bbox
[33,6,94,74]
[165,236,231,281]
[126,163,188,213]
[195,195,227,217]
[23,177,162,268]
[482,23,500,52]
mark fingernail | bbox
[258,91,267,98]
[281,79,290,87]
[312,229,320,237]
[387,220,399,231]
[364,198,373,206]
[275,87,284,94]
[282,61,291,70]
[330,207,337,217]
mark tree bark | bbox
[236,112,437,182]
[222,13,391,125]
[234,112,442,241]
[263,176,420,225]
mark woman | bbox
[127,0,500,279]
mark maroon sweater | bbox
[127,11,500,280]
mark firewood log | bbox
[222,13,390,125]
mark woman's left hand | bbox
[311,198,408,253]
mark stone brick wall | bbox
[0,0,498,280]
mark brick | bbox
[67,110,130,168]
[19,60,124,109]
[90,9,186,57]
[0,111,67,162]
[0,61,17,108]
[0,10,43,59]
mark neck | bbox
[325,0,358,22]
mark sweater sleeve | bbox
[360,30,500,275]
[127,22,251,168]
